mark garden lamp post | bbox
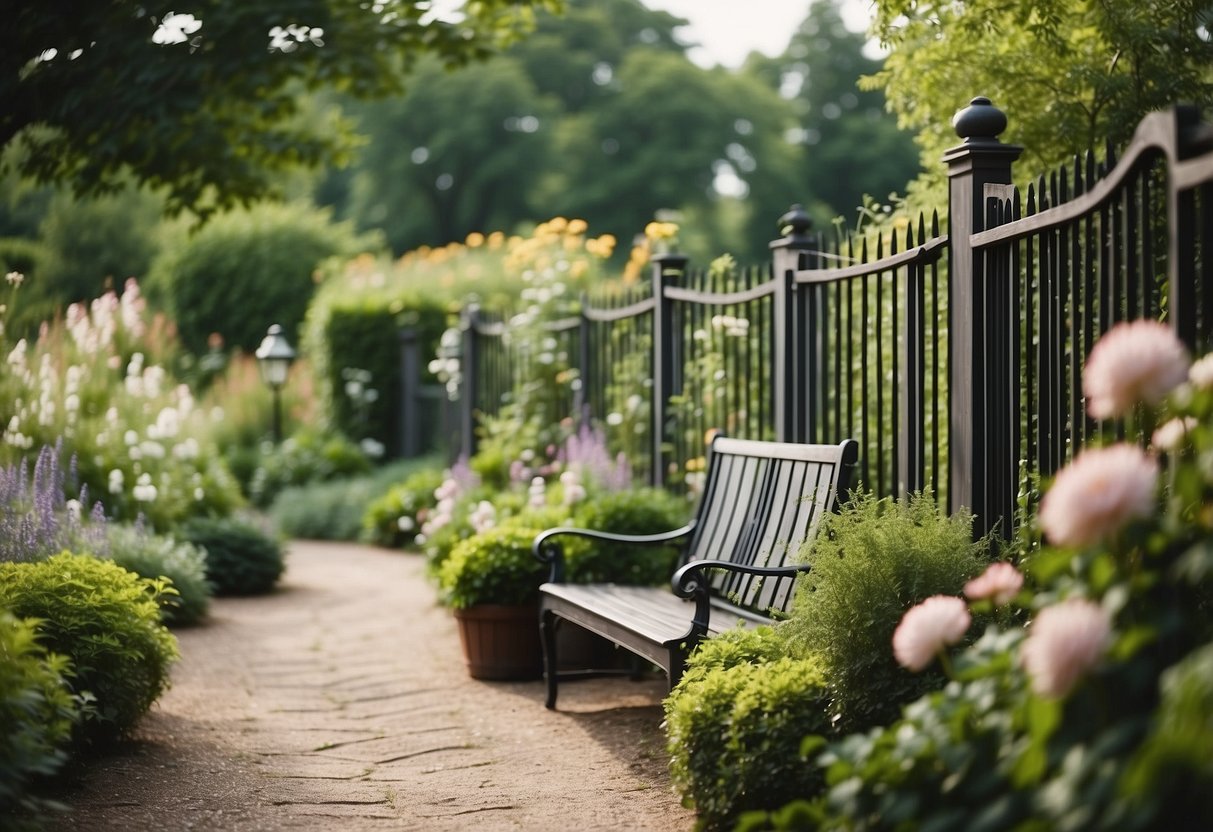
[255,324,296,443]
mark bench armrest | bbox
[533,522,696,583]
[671,559,812,632]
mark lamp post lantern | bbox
[255,324,296,443]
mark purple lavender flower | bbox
[0,442,109,561]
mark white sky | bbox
[639,0,877,68]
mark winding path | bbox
[46,541,692,831]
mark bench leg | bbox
[540,608,559,710]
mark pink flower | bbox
[1151,416,1198,452]
[1021,598,1111,698]
[964,562,1024,605]
[1083,320,1189,418]
[892,596,971,672]
[1038,444,1158,548]
[1190,353,1213,389]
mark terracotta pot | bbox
[453,603,543,681]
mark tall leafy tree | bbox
[743,0,921,226]
[344,56,555,250]
[867,0,1213,188]
[0,0,559,215]
[543,49,803,261]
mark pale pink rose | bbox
[892,595,971,672]
[1083,320,1189,418]
[963,562,1024,605]
[1021,598,1111,698]
[1037,444,1158,548]
[1151,416,1198,452]
[1190,353,1213,389]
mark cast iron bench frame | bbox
[532,435,858,709]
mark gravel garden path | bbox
[44,540,693,831]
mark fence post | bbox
[769,205,816,443]
[398,327,421,458]
[576,300,591,425]
[944,97,1023,538]
[459,303,481,460]
[650,252,689,487]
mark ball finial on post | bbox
[952,96,1008,144]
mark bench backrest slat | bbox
[682,436,857,617]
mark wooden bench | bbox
[532,435,858,709]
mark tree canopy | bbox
[867,0,1213,186]
[0,0,559,215]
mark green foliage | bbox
[785,491,989,731]
[0,610,78,816]
[1121,641,1213,817]
[665,631,832,831]
[1,1,560,215]
[107,523,212,627]
[272,456,442,543]
[679,624,794,683]
[181,517,284,597]
[147,201,379,355]
[739,0,920,233]
[566,487,690,584]
[0,553,179,746]
[248,428,372,509]
[438,526,547,609]
[790,342,1213,830]
[343,54,556,251]
[867,0,1213,198]
[301,279,449,457]
[362,466,446,548]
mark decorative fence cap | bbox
[952,96,1007,144]
[777,204,813,239]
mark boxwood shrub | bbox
[567,487,690,584]
[438,526,547,609]
[107,524,212,627]
[0,610,78,816]
[665,626,831,831]
[0,553,179,746]
[181,517,285,596]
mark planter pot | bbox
[454,603,543,681]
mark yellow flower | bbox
[465,232,485,248]
[644,221,679,241]
[488,231,505,249]
[567,218,588,236]
[546,217,569,233]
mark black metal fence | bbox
[448,99,1213,538]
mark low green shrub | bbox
[567,488,690,584]
[0,553,179,746]
[438,526,547,609]
[665,630,831,831]
[107,524,212,627]
[361,467,445,547]
[0,610,78,816]
[248,429,372,509]
[783,490,989,731]
[181,517,284,596]
[269,456,439,542]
